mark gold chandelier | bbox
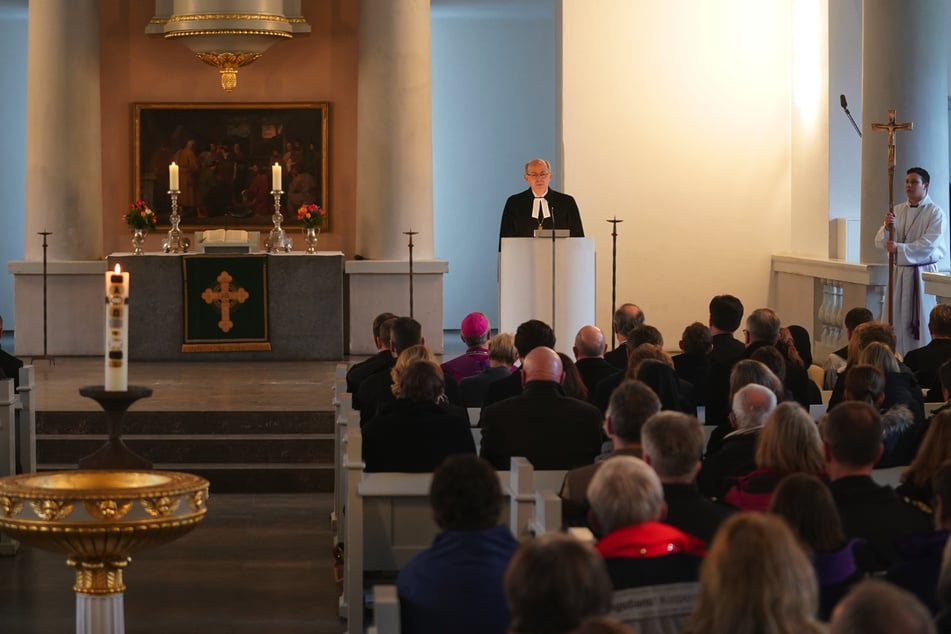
[147,2,311,92]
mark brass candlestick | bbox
[162,189,189,254]
[264,189,290,253]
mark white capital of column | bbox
[24,0,103,261]
[355,0,434,260]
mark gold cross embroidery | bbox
[201,271,249,333]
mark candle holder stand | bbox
[264,189,291,253]
[77,386,153,470]
[162,190,189,254]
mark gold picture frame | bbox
[133,102,329,230]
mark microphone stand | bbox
[549,206,556,334]
[607,217,623,349]
[840,94,862,138]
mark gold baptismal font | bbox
[147,1,312,92]
[0,470,209,634]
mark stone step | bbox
[35,410,335,493]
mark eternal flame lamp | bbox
[147,0,311,92]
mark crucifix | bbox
[201,271,249,333]
[870,109,913,325]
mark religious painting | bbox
[134,103,329,230]
[182,255,270,352]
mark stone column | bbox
[859,0,949,263]
[25,0,103,259]
[355,0,434,260]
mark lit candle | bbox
[169,162,179,191]
[272,163,282,190]
[104,263,130,391]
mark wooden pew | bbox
[16,366,36,475]
[341,431,565,634]
[331,362,352,535]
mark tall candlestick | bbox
[104,264,130,391]
[272,163,282,190]
[169,162,179,191]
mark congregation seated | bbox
[844,361,922,468]
[504,533,612,634]
[829,579,938,634]
[860,340,925,424]
[903,304,951,402]
[635,359,696,415]
[641,411,734,544]
[480,347,602,471]
[672,321,712,406]
[560,380,661,525]
[572,325,617,403]
[604,303,645,370]
[592,343,671,413]
[897,411,951,510]
[767,473,865,620]
[703,294,747,429]
[788,324,826,396]
[396,454,518,634]
[357,316,424,422]
[458,332,516,407]
[362,359,475,472]
[482,319,555,407]
[885,460,951,615]
[347,312,396,401]
[723,401,825,511]
[441,312,491,382]
[775,325,823,407]
[821,401,932,572]
[823,307,874,390]
[682,513,825,634]
[705,359,785,454]
[698,382,776,499]
[589,456,705,587]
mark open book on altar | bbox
[196,229,258,254]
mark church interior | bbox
[2,0,951,632]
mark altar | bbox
[108,252,345,361]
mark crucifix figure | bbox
[870,109,913,325]
[201,271,249,333]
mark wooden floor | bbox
[0,493,346,634]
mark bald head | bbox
[573,326,606,360]
[523,347,564,384]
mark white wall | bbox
[828,0,862,223]
[0,9,27,332]
[562,0,821,346]
[431,1,556,331]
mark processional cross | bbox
[201,271,249,333]
[870,109,913,325]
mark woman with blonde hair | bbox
[855,341,924,466]
[724,401,824,511]
[684,513,825,634]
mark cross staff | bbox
[403,229,418,319]
[606,217,624,349]
[871,109,913,325]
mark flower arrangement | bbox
[297,203,327,229]
[124,200,158,231]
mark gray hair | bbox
[641,411,705,478]
[587,456,664,535]
[731,383,777,430]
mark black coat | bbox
[346,350,394,399]
[480,381,603,471]
[902,338,951,401]
[362,399,475,472]
[575,357,619,403]
[498,187,585,249]
[662,482,735,545]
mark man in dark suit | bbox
[823,401,932,572]
[642,411,734,545]
[902,303,951,401]
[498,158,584,248]
[481,319,555,407]
[604,303,645,370]
[357,316,423,424]
[346,312,397,396]
[480,347,602,471]
[572,325,616,402]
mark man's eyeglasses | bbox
[526,172,550,178]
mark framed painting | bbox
[133,102,329,230]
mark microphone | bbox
[839,94,862,138]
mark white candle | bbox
[104,264,130,391]
[169,162,179,191]
[272,163,282,190]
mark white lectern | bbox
[499,237,596,349]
